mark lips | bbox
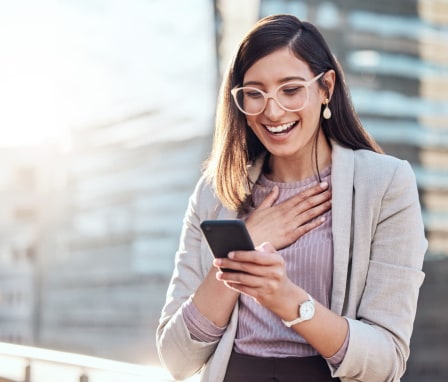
[264,121,298,134]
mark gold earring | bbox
[323,98,331,120]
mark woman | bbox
[156,14,427,382]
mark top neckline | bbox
[258,165,332,189]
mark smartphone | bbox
[200,219,255,271]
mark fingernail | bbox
[320,181,328,188]
[228,251,235,259]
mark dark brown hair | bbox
[204,14,382,212]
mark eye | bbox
[281,83,305,96]
[244,89,263,99]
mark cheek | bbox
[246,120,265,142]
[303,98,323,119]
[245,116,256,129]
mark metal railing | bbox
[0,342,178,382]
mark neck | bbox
[267,134,332,183]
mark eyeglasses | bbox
[231,72,324,116]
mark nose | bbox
[263,97,285,120]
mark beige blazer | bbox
[156,142,427,382]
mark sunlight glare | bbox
[0,2,76,147]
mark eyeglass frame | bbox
[230,72,325,116]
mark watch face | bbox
[300,301,315,320]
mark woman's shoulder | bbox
[355,148,400,167]
[189,174,224,220]
[333,142,412,174]
[354,148,413,172]
[351,148,417,190]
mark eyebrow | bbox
[243,76,308,87]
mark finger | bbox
[228,249,278,266]
[257,241,276,253]
[294,190,331,217]
[296,198,332,226]
[257,185,279,209]
[295,215,326,237]
[213,256,255,272]
[213,252,276,273]
[223,278,257,297]
[224,282,260,298]
[217,268,263,287]
[219,270,282,301]
[288,181,330,207]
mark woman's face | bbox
[242,48,327,161]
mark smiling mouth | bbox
[264,121,298,134]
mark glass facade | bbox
[32,0,218,365]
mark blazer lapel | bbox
[330,143,354,315]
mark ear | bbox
[321,70,336,101]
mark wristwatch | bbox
[282,294,315,327]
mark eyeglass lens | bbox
[234,82,308,115]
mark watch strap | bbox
[281,294,314,327]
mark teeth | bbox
[265,121,296,133]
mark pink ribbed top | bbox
[234,166,333,357]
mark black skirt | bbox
[223,351,340,382]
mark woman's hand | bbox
[213,242,298,315]
[213,243,349,360]
[245,182,331,249]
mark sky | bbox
[0,0,217,147]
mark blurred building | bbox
[259,0,448,257]
[0,145,64,345]
[38,118,210,364]
[34,0,217,365]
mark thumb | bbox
[258,185,279,209]
[257,242,276,254]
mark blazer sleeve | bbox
[333,160,427,381]
[156,175,222,380]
